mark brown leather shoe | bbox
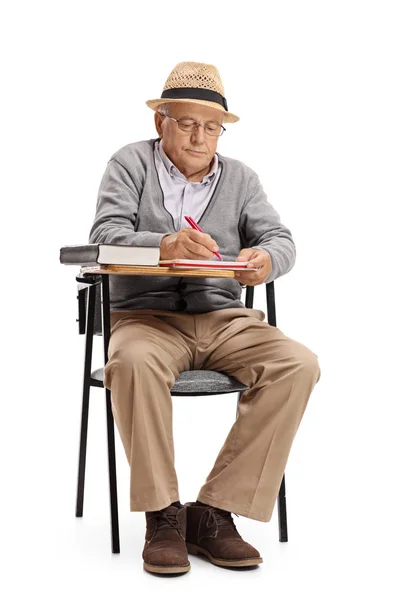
[142,504,190,574]
[184,502,263,567]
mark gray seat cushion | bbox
[91,368,248,396]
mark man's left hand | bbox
[234,248,272,286]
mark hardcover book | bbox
[60,244,160,266]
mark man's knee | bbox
[104,345,177,391]
[105,346,156,386]
[110,345,163,371]
[259,341,321,383]
[297,345,321,383]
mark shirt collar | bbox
[158,139,218,183]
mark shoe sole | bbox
[143,561,191,574]
[186,542,263,567]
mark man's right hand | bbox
[160,228,219,260]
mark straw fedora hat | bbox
[146,61,240,124]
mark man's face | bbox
[155,102,223,176]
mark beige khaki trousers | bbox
[104,307,321,523]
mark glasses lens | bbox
[177,119,197,133]
[205,124,222,136]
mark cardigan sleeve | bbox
[239,172,296,283]
[89,158,166,247]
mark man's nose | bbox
[191,124,206,144]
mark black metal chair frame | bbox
[74,273,288,554]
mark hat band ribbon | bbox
[161,87,228,111]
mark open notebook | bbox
[158,259,259,270]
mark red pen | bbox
[184,215,222,260]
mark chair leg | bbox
[278,474,288,542]
[105,387,120,554]
[75,284,96,518]
[75,381,91,517]
[100,274,120,554]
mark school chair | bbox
[74,273,288,553]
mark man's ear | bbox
[154,111,164,138]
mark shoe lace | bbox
[152,511,180,531]
[205,507,240,537]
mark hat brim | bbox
[146,98,240,124]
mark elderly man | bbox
[89,61,321,574]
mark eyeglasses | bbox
[158,112,226,137]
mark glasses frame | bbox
[158,112,226,137]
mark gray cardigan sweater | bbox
[89,138,296,313]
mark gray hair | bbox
[157,102,174,116]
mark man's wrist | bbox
[160,234,170,259]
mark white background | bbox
[1,1,399,598]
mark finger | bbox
[235,271,255,284]
[236,263,264,279]
[247,256,265,268]
[236,255,250,262]
[247,261,262,268]
[186,230,219,252]
[186,238,218,259]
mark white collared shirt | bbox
[154,139,222,231]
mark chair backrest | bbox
[76,275,276,335]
